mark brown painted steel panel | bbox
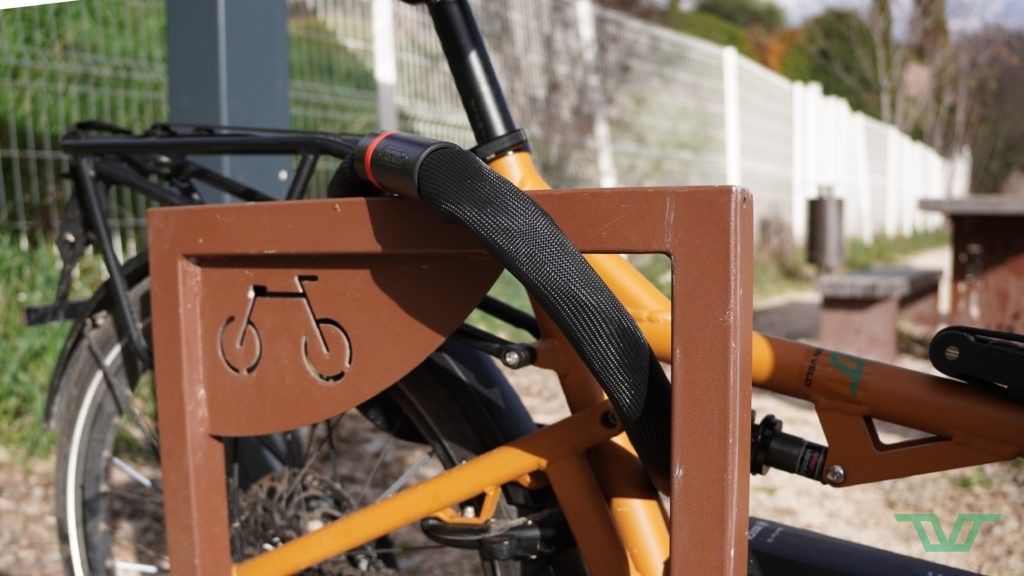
[148,186,752,575]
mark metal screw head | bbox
[502,349,523,368]
[944,345,960,362]
[825,464,846,485]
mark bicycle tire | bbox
[53,279,579,575]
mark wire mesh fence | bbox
[1,0,167,256]
[287,0,377,203]
[598,8,729,189]
[738,57,792,228]
[1,0,969,257]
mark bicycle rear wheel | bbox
[53,280,577,575]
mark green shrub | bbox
[780,10,881,119]
[697,0,784,32]
[665,11,754,57]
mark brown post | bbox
[149,252,234,572]
[668,188,752,575]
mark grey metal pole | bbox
[166,0,290,199]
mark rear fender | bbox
[44,253,149,427]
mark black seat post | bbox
[427,0,517,145]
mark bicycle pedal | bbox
[420,516,561,560]
[479,523,551,561]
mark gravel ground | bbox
[0,447,62,575]
[3,247,1020,575]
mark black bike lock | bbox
[353,131,457,199]
[351,132,674,485]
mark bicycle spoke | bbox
[360,413,403,505]
[114,560,166,574]
[376,449,434,503]
[108,488,164,510]
[281,418,344,501]
[112,456,160,490]
[326,416,339,483]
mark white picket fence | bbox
[303,0,970,242]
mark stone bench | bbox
[818,266,941,361]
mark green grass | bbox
[845,229,950,271]
[628,254,672,297]
[470,249,818,339]
[0,238,67,456]
[624,252,809,299]
[629,251,816,302]
[952,466,993,490]
[0,234,102,458]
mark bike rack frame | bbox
[148,185,752,575]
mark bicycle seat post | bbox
[427,0,517,145]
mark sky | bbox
[771,0,1024,31]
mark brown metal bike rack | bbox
[148,185,752,575]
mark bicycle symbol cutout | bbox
[218,275,352,382]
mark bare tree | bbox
[959,31,1023,192]
[802,0,1003,155]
